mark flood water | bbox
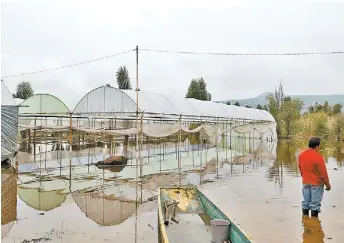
[1,139,343,243]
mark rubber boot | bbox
[302,209,309,216]
[311,210,319,217]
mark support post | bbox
[135,45,139,243]
[216,118,219,179]
[178,115,182,186]
[69,113,73,186]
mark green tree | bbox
[234,102,240,106]
[266,92,281,136]
[279,97,304,137]
[331,103,342,116]
[315,102,323,113]
[265,83,287,137]
[323,101,331,114]
[274,82,285,115]
[266,93,278,117]
[314,112,329,138]
[307,105,315,113]
[333,113,344,140]
[226,101,231,105]
[263,105,268,111]
[245,105,251,108]
[116,66,131,89]
[186,79,200,99]
[14,81,34,99]
[185,77,211,101]
[256,104,262,109]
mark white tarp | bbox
[1,81,19,161]
[72,123,204,137]
[72,121,277,143]
[74,86,275,121]
[18,119,276,143]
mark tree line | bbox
[265,83,344,140]
[225,101,268,110]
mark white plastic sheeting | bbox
[1,82,17,106]
[123,90,180,115]
[14,98,24,105]
[1,81,19,161]
[72,121,277,142]
[73,123,203,137]
[73,86,136,115]
[19,94,70,115]
[73,86,275,121]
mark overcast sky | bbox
[1,0,344,109]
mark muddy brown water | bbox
[1,140,344,243]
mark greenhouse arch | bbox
[73,86,137,116]
[19,94,70,115]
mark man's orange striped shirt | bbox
[298,149,330,187]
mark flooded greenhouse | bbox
[1,84,343,242]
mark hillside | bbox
[220,93,344,108]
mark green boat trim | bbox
[158,186,253,243]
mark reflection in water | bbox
[1,173,17,238]
[17,187,67,211]
[333,142,344,166]
[302,216,325,243]
[72,192,136,226]
[5,139,342,243]
[97,164,127,173]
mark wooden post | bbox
[140,113,144,203]
[69,113,73,186]
[216,118,219,179]
[178,115,182,186]
[33,118,37,156]
[69,114,73,152]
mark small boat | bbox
[158,186,253,243]
[95,155,128,168]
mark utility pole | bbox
[134,45,139,243]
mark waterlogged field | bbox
[1,140,343,243]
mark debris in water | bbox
[148,195,158,201]
[21,237,51,243]
[148,224,154,230]
[171,218,179,224]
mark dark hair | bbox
[308,137,321,149]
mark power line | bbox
[3,47,344,78]
[140,48,344,56]
[1,49,135,78]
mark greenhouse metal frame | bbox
[15,85,276,182]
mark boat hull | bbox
[157,186,253,243]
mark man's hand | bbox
[325,185,331,191]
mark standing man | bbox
[298,137,331,217]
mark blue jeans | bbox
[302,184,324,212]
